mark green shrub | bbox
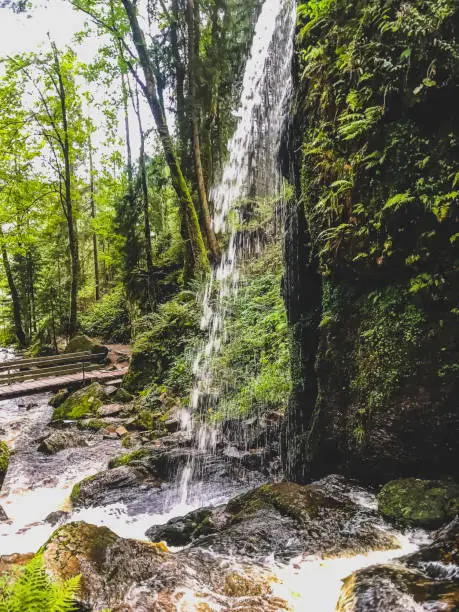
[81,284,130,343]
[0,554,80,611]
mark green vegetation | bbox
[0,442,10,486]
[377,478,459,527]
[288,0,459,473]
[52,382,105,421]
[0,554,80,611]
[210,243,291,419]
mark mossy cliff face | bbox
[284,0,459,482]
[123,293,200,393]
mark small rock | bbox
[103,385,118,397]
[0,505,9,522]
[98,404,122,417]
[164,416,180,433]
[45,510,70,526]
[115,426,128,438]
[38,430,89,454]
[25,401,37,411]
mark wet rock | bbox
[52,382,106,421]
[38,430,89,454]
[0,505,9,521]
[0,552,34,574]
[25,401,37,411]
[401,517,459,571]
[377,478,459,528]
[70,465,160,508]
[42,521,287,611]
[45,510,70,527]
[147,479,400,560]
[337,518,459,612]
[146,508,216,546]
[0,441,10,487]
[164,415,180,433]
[64,333,108,359]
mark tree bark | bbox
[132,86,155,306]
[0,235,27,348]
[51,42,79,337]
[121,0,209,280]
[88,126,100,301]
[187,0,220,261]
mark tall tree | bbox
[186,0,220,260]
[117,0,210,280]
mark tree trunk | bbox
[187,0,220,261]
[121,0,209,281]
[0,237,27,348]
[51,42,79,337]
[170,0,187,165]
[132,85,156,306]
[88,127,100,301]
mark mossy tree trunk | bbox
[121,0,210,281]
[187,0,220,261]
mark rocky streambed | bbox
[0,373,457,610]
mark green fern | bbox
[0,555,80,612]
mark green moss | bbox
[52,383,105,421]
[226,482,340,525]
[78,419,108,431]
[0,441,10,486]
[377,478,459,528]
[70,474,97,504]
[108,449,148,469]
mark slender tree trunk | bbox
[88,127,100,301]
[121,0,209,280]
[170,0,187,165]
[187,0,220,261]
[132,87,155,306]
[51,42,79,336]
[0,236,26,348]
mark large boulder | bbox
[147,478,400,561]
[41,521,288,611]
[64,333,108,359]
[337,518,459,611]
[38,430,89,454]
[377,478,459,528]
[0,441,10,488]
[52,382,106,421]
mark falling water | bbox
[175,0,296,505]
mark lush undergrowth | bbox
[0,555,80,612]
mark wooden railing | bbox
[0,351,107,386]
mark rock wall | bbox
[284,0,459,483]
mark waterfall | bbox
[175,0,296,506]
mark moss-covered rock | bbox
[49,388,70,408]
[41,521,286,611]
[147,478,400,560]
[38,430,89,454]
[70,465,160,508]
[64,333,108,359]
[377,478,459,528]
[52,382,105,421]
[0,442,10,488]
